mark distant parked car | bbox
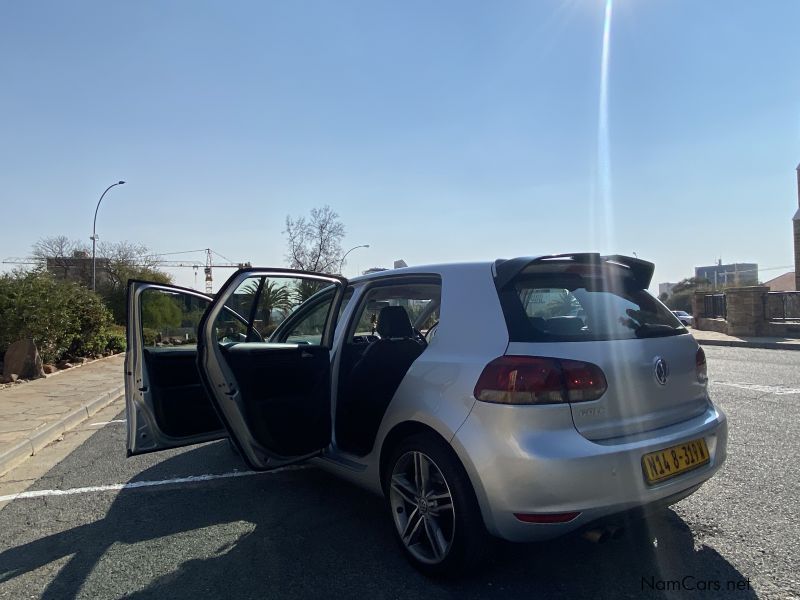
[672,310,694,327]
[125,253,726,575]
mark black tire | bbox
[383,432,488,576]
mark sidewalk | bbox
[690,328,800,351]
[0,354,125,476]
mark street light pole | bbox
[91,180,125,291]
[339,244,370,275]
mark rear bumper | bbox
[451,400,727,542]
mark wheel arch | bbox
[377,420,493,535]
[378,421,452,493]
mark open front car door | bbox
[125,282,229,455]
[197,269,346,470]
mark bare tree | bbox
[284,205,345,273]
[97,240,162,283]
[31,236,90,277]
[32,235,87,260]
[95,241,170,323]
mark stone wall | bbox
[693,287,800,338]
[726,286,770,336]
[696,317,728,334]
[763,321,800,338]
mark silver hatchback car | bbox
[125,253,727,575]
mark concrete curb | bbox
[697,339,800,351]
[39,352,124,381]
[0,385,124,477]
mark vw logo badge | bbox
[653,357,669,386]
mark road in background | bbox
[0,346,797,599]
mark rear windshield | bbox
[497,269,686,342]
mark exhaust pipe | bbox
[582,528,611,544]
[582,525,625,544]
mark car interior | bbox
[334,281,441,455]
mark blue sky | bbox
[1,0,798,291]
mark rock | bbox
[56,360,74,370]
[43,364,57,374]
[3,339,45,380]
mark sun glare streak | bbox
[597,0,614,249]
[596,0,625,399]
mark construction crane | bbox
[1,257,38,266]
[2,248,251,294]
[155,248,251,293]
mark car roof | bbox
[347,261,494,283]
[347,253,652,288]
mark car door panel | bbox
[196,268,347,471]
[222,344,330,456]
[126,281,226,456]
[143,347,222,437]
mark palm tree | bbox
[294,279,325,304]
[241,278,294,330]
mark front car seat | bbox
[336,306,425,455]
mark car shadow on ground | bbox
[0,442,756,600]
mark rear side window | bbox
[499,270,685,342]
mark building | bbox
[764,271,796,292]
[658,282,678,297]
[45,251,110,287]
[695,261,758,288]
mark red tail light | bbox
[696,347,708,383]
[474,356,607,405]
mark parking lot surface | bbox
[0,346,798,599]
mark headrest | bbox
[377,306,413,339]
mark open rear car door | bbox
[126,269,347,470]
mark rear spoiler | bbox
[493,253,655,290]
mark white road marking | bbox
[0,465,310,503]
[711,381,800,395]
[89,419,127,426]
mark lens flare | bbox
[596,0,614,250]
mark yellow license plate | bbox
[642,438,710,485]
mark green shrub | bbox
[105,324,127,354]
[0,270,113,363]
[142,327,158,346]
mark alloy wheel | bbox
[389,450,455,565]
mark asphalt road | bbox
[0,346,798,599]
